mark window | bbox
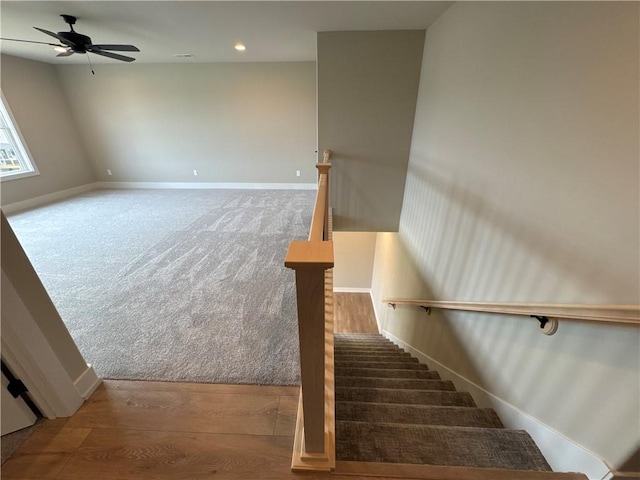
[0,97,38,180]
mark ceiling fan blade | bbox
[33,27,74,47]
[0,37,65,47]
[89,49,135,62]
[91,44,139,52]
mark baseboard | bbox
[333,287,372,293]
[2,181,316,214]
[73,364,102,400]
[1,183,98,214]
[382,330,611,480]
[95,181,317,190]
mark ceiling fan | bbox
[1,14,140,63]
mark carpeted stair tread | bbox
[334,355,420,363]
[336,421,551,471]
[335,332,384,338]
[336,355,420,364]
[337,361,430,370]
[335,334,390,340]
[335,376,455,391]
[334,345,404,352]
[335,350,413,358]
[332,334,554,474]
[336,401,504,428]
[337,367,441,379]
[336,386,476,407]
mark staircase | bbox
[334,333,588,479]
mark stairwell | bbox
[333,332,588,479]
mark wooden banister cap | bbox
[285,240,334,269]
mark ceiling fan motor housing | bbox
[58,31,92,53]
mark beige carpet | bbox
[8,188,314,385]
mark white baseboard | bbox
[1,183,98,214]
[333,287,372,293]
[95,181,317,190]
[73,364,101,400]
[2,181,317,214]
[382,329,611,480]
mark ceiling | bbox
[0,1,453,64]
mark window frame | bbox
[0,93,39,182]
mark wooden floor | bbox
[2,294,383,480]
[334,293,379,333]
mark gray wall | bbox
[318,31,424,231]
[56,62,317,184]
[0,55,95,205]
[371,1,639,470]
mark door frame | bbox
[1,271,96,418]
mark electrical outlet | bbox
[193,169,198,176]
[296,170,301,177]
[107,169,112,176]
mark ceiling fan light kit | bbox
[1,14,140,63]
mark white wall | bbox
[0,55,95,205]
[55,62,317,184]
[333,231,376,290]
[371,1,639,473]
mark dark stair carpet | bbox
[337,422,551,470]
[336,402,504,428]
[336,386,476,406]
[335,376,454,390]
[337,367,442,379]
[334,352,415,360]
[334,333,552,472]
[337,361,430,370]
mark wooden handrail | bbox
[308,170,329,241]
[384,299,640,325]
[285,151,334,470]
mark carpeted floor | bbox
[8,188,315,385]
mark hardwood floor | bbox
[2,380,329,480]
[334,293,379,333]
[2,294,383,479]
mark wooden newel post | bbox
[285,240,334,454]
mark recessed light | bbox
[234,43,246,52]
[172,53,194,58]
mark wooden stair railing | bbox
[285,150,335,471]
[384,299,640,334]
